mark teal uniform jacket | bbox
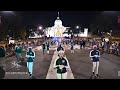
[57,46,64,52]
[46,42,50,51]
[89,50,100,62]
[47,46,49,51]
[42,44,45,50]
[0,48,5,58]
[15,46,22,53]
[71,45,74,50]
[26,50,35,62]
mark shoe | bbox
[89,72,95,79]
[94,74,99,79]
[94,76,98,79]
[29,74,32,77]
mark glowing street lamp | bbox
[39,26,43,30]
[76,26,79,29]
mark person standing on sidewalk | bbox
[54,50,70,79]
[26,47,35,77]
[89,45,100,79]
[15,43,22,63]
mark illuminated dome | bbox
[54,12,62,26]
[54,17,62,26]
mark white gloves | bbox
[94,55,99,58]
[59,65,64,70]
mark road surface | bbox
[2,45,120,79]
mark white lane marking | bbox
[11,61,21,68]
[46,51,74,79]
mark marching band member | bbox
[26,47,35,77]
[89,45,100,79]
[54,50,70,79]
[46,41,50,54]
[71,44,74,53]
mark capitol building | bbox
[45,12,88,38]
[45,12,70,37]
[29,12,88,38]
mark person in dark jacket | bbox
[54,51,70,79]
[71,44,74,53]
[46,41,50,54]
[89,45,100,79]
[26,47,35,77]
[57,44,65,56]
[0,46,5,79]
[0,46,5,66]
[15,44,22,62]
[57,44,64,52]
[42,42,46,54]
[0,46,5,58]
[0,66,5,79]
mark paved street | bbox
[2,45,120,79]
[66,49,120,79]
[4,47,54,79]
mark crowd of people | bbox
[91,40,120,56]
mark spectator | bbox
[15,44,23,62]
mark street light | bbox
[38,26,43,30]
[76,26,79,29]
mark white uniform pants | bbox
[92,61,99,75]
[47,50,49,54]
[71,50,74,53]
[57,72,67,79]
[27,62,33,75]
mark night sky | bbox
[17,11,102,28]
